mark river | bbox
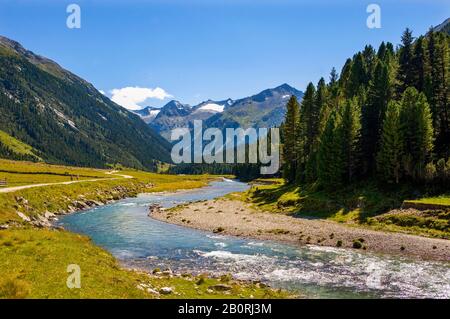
[57,180,450,299]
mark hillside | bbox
[0,36,171,170]
[0,130,42,161]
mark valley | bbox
[0,12,449,300]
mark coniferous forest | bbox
[281,28,449,190]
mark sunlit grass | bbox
[0,130,42,161]
[0,228,289,299]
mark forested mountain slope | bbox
[0,36,171,170]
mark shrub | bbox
[336,240,343,247]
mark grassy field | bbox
[404,196,450,207]
[0,228,288,299]
[0,159,109,186]
[0,159,215,225]
[234,179,450,239]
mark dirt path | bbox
[152,198,450,262]
[0,171,134,194]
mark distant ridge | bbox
[137,84,303,140]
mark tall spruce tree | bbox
[377,101,404,184]
[347,53,368,98]
[340,99,362,183]
[427,31,450,157]
[317,111,344,189]
[399,87,434,178]
[411,36,429,92]
[316,78,330,137]
[282,96,301,183]
[397,28,415,95]
[299,83,317,159]
[362,61,391,174]
[362,45,377,82]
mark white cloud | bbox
[99,90,106,95]
[110,86,172,110]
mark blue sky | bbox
[0,0,448,109]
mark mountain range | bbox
[136,84,303,140]
[0,35,171,170]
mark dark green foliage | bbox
[280,26,448,190]
[340,99,361,183]
[317,111,344,189]
[399,88,434,178]
[377,101,404,184]
[427,31,449,157]
[362,61,391,173]
[397,28,415,94]
[282,96,301,183]
[346,53,368,98]
[300,83,318,159]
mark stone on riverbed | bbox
[148,204,163,216]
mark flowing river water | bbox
[57,180,450,299]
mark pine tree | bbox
[377,101,404,184]
[399,87,434,178]
[329,67,338,86]
[377,42,387,61]
[347,53,368,98]
[339,58,353,98]
[362,61,391,174]
[427,31,449,157]
[328,67,340,101]
[299,83,317,160]
[397,28,415,94]
[362,45,377,82]
[317,111,344,189]
[316,77,330,137]
[410,36,429,92]
[340,98,362,183]
[282,96,301,183]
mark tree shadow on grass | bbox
[249,180,413,224]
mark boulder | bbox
[159,287,173,295]
[16,211,30,222]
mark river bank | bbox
[1,161,288,299]
[151,198,450,262]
